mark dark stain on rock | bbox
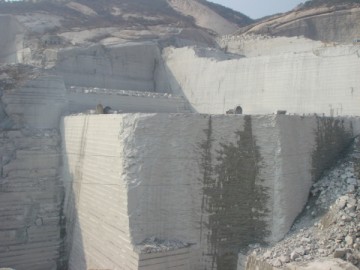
[198,115,214,246]
[312,117,353,182]
[199,115,270,270]
[352,137,360,180]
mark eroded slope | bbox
[239,2,360,42]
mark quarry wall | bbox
[2,75,68,128]
[55,42,171,92]
[61,114,358,270]
[217,35,324,57]
[0,15,28,64]
[0,71,186,269]
[0,75,67,269]
[163,45,360,116]
[1,14,360,270]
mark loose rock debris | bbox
[251,137,360,268]
[135,236,190,254]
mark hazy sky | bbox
[209,0,306,19]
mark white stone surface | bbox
[0,128,63,270]
[65,2,98,16]
[59,27,120,45]
[163,45,360,115]
[55,42,171,92]
[61,115,140,270]
[61,114,358,269]
[217,35,324,57]
[0,15,26,63]
[2,75,68,128]
[168,0,239,35]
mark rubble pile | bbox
[135,236,190,254]
[0,64,40,91]
[252,137,360,268]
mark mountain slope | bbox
[0,0,252,36]
[238,1,360,42]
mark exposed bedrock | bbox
[55,42,171,92]
[0,75,68,269]
[163,45,360,115]
[0,15,28,64]
[240,7,360,43]
[2,75,68,129]
[0,70,190,269]
[61,114,360,270]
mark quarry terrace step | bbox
[67,86,181,99]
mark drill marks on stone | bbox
[0,129,63,270]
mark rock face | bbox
[1,1,360,270]
[167,0,239,35]
[0,74,67,270]
[2,75,68,128]
[61,114,358,270]
[239,5,360,43]
[0,0,251,50]
[0,129,64,270]
[163,44,360,115]
[0,66,191,270]
[0,15,26,63]
[55,42,170,92]
[241,137,360,270]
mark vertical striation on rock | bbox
[61,114,359,270]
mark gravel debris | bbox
[250,137,360,268]
[135,236,190,254]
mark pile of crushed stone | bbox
[135,236,190,254]
[251,137,360,268]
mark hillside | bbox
[300,0,360,9]
[238,0,360,42]
[0,0,252,36]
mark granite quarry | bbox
[1,0,360,269]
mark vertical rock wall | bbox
[2,75,68,128]
[55,43,171,92]
[0,129,64,270]
[271,116,355,241]
[61,114,358,270]
[0,75,67,270]
[163,46,360,115]
[61,115,140,270]
[0,15,26,64]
